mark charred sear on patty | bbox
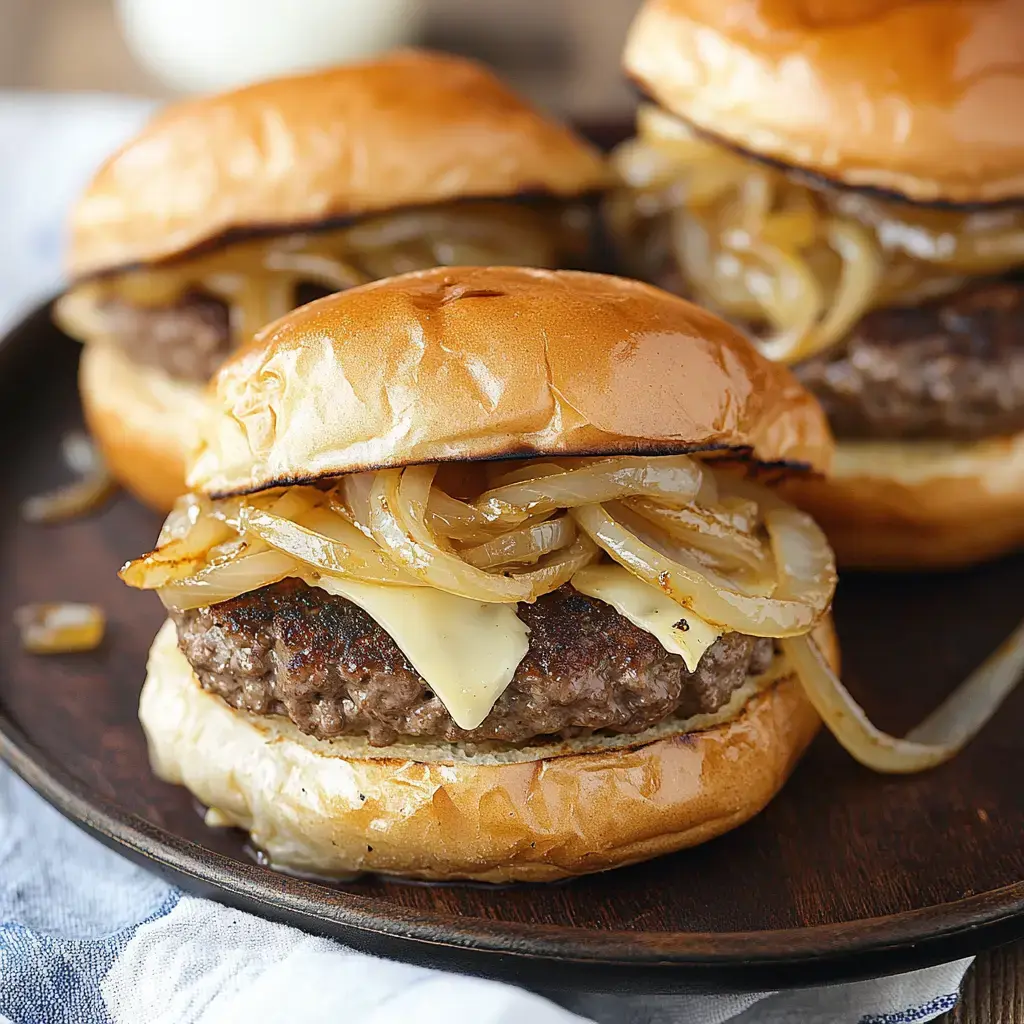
[172,579,774,747]
[794,278,1024,441]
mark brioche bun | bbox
[79,344,203,512]
[189,267,833,497]
[784,433,1024,569]
[69,50,608,279]
[623,0,1024,203]
[141,618,836,882]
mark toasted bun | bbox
[140,617,836,882]
[188,267,833,496]
[784,433,1024,568]
[79,345,203,512]
[624,0,1024,203]
[69,50,608,279]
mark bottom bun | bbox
[140,617,834,882]
[79,344,206,513]
[784,433,1024,570]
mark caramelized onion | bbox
[120,514,236,590]
[611,106,1024,361]
[625,499,771,576]
[156,548,297,612]
[782,622,1024,772]
[239,504,423,586]
[475,456,704,523]
[21,433,116,524]
[15,603,105,654]
[463,516,577,569]
[63,203,587,353]
[571,501,833,636]
[369,467,538,602]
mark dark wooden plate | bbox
[2,304,1024,994]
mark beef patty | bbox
[172,578,775,747]
[98,292,232,383]
[97,283,333,384]
[793,278,1024,441]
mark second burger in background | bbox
[612,0,1024,568]
[56,50,608,512]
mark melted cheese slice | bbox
[571,564,723,672]
[309,576,529,730]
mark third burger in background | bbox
[612,0,1024,568]
[56,50,607,512]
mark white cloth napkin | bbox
[0,92,973,1024]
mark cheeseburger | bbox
[121,267,848,882]
[56,50,607,512]
[612,0,1024,568]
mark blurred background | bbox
[0,0,643,329]
[0,0,640,118]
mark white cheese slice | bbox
[309,576,529,730]
[571,564,723,672]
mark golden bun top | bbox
[188,267,833,496]
[69,50,609,278]
[624,0,1024,204]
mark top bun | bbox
[624,0,1024,204]
[69,50,609,279]
[188,267,832,496]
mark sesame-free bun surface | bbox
[624,0,1024,203]
[189,267,833,496]
[141,617,835,882]
[79,345,204,512]
[69,50,608,279]
[785,433,1024,568]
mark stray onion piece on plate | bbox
[121,454,1024,774]
[15,603,105,654]
[20,432,116,524]
[781,618,1024,773]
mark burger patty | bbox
[97,283,333,384]
[99,292,232,383]
[171,578,775,747]
[793,278,1024,441]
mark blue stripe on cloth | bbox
[0,892,180,1024]
[0,767,182,1024]
[859,992,960,1024]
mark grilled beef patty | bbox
[96,283,335,384]
[171,578,774,747]
[98,292,232,383]
[793,278,1024,441]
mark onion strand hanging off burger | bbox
[612,0,1024,568]
[120,269,1016,882]
[55,50,608,512]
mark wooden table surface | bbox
[942,942,1023,1022]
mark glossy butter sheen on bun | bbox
[69,50,609,278]
[624,0,1024,203]
[188,267,833,497]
